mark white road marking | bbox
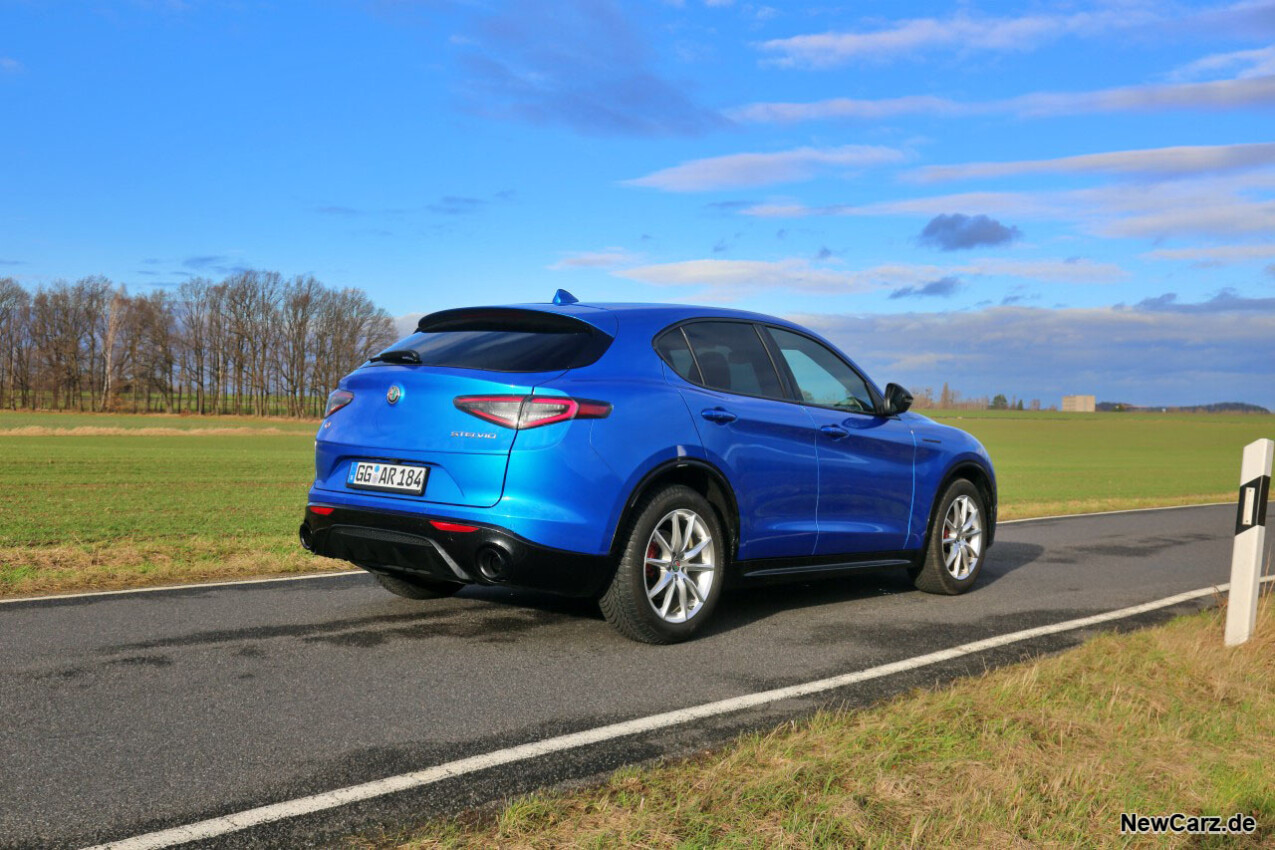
[0,571,362,605]
[5,502,1230,606]
[82,579,1261,850]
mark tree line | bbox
[0,272,398,418]
[909,383,1046,412]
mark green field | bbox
[0,411,325,595]
[926,410,1274,518]
[1,409,1271,597]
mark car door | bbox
[656,321,819,561]
[761,326,916,556]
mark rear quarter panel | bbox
[504,318,705,556]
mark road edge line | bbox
[82,580,1252,850]
[0,571,363,605]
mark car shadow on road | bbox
[455,540,1047,639]
[695,540,1046,639]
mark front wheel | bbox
[912,480,987,595]
[600,485,725,644]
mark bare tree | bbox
[4,271,395,417]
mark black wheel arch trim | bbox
[609,457,741,561]
[922,460,998,551]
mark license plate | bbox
[346,461,428,495]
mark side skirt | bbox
[732,550,920,587]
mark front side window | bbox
[766,327,876,413]
[681,322,786,400]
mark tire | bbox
[912,479,987,595]
[600,485,725,644]
[374,572,464,600]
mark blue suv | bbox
[300,292,996,643]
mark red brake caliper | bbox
[645,543,658,582]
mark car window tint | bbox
[655,328,701,383]
[682,322,785,400]
[767,328,875,413]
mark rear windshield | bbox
[373,308,612,373]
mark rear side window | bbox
[654,329,701,383]
[375,308,612,373]
[680,322,785,400]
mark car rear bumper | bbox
[300,504,614,598]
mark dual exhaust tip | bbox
[299,520,511,581]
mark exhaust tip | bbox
[476,545,510,581]
[299,523,315,552]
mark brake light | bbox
[324,389,354,418]
[309,505,334,516]
[453,395,612,429]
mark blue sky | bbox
[2,0,1273,407]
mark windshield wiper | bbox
[370,349,422,365]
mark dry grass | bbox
[0,425,304,437]
[373,602,1275,849]
[0,541,352,597]
[999,494,1232,521]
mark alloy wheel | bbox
[942,495,983,580]
[643,508,715,624]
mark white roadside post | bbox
[1225,438,1274,647]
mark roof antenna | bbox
[553,289,579,306]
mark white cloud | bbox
[910,142,1275,183]
[611,255,1124,299]
[1143,244,1275,264]
[1171,45,1275,80]
[624,145,905,192]
[743,191,1061,220]
[730,75,1275,123]
[754,9,1158,69]
[741,173,1275,241]
[1006,75,1275,116]
[612,258,887,296]
[0,57,23,74]
[393,313,421,339]
[729,95,964,123]
[549,248,643,270]
[751,3,1273,69]
[791,297,1275,408]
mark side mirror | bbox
[882,383,913,416]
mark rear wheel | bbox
[912,479,986,595]
[374,572,463,600]
[600,485,724,644]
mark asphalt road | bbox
[0,503,1245,849]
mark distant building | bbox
[1062,394,1096,413]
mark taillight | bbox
[453,395,611,430]
[324,389,354,418]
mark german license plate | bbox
[347,461,428,495]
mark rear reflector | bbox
[430,520,479,533]
[453,395,611,430]
[310,506,335,516]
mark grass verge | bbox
[367,601,1275,849]
[2,410,1271,597]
